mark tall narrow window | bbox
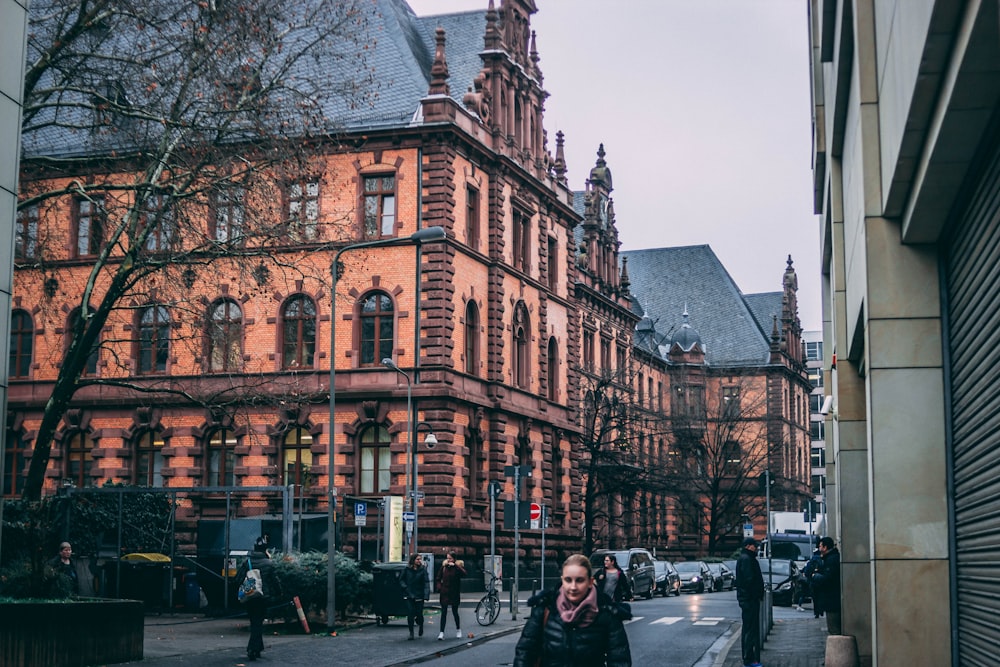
[10,310,33,379]
[137,305,170,374]
[466,186,480,249]
[465,301,480,376]
[363,174,396,239]
[287,180,320,241]
[3,431,28,497]
[600,338,611,373]
[68,308,99,376]
[207,299,243,372]
[211,187,245,243]
[282,428,313,487]
[583,330,595,371]
[143,194,175,251]
[73,196,105,258]
[359,425,391,494]
[15,205,38,260]
[66,431,94,488]
[722,386,741,419]
[513,304,530,389]
[547,236,558,292]
[638,372,645,406]
[723,441,741,476]
[359,291,394,367]
[547,337,559,401]
[135,430,165,486]
[207,428,237,486]
[467,429,482,501]
[281,295,316,369]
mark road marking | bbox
[650,616,683,626]
[693,617,724,626]
[624,616,644,624]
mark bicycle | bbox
[475,572,502,626]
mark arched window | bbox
[3,430,28,497]
[206,428,238,486]
[281,295,316,369]
[137,305,170,374]
[547,337,559,401]
[358,291,394,367]
[134,430,165,487]
[282,428,313,487]
[66,431,94,488]
[359,425,391,494]
[465,301,480,376]
[9,309,33,379]
[512,303,529,389]
[207,299,243,372]
[68,308,100,376]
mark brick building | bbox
[6,0,810,566]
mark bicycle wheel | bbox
[487,594,500,624]
[476,594,500,626]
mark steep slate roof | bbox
[620,246,772,367]
[743,291,783,339]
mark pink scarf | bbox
[556,585,599,628]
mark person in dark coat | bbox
[240,538,277,661]
[802,548,824,617]
[735,537,765,667]
[513,553,632,667]
[593,553,632,602]
[435,551,466,639]
[400,553,430,639]
[47,541,79,594]
[811,536,842,635]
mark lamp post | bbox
[381,358,413,554]
[413,424,438,555]
[326,226,445,629]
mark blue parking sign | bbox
[355,502,366,517]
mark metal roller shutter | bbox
[946,136,1000,665]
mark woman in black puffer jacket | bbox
[513,554,632,667]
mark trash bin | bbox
[184,573,201,610]
[115,553,171,608]
[372,562,410,626]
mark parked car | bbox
[589,548,657,600]
[674,561,715,594]
[760,558,799,606]
[705,562,734,591]
[761,533,815,561]
[653,561,681,596]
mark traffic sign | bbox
[530,503,541,521]
[355,503,367,517]
[402,511,416,522]
[743,523,754,538]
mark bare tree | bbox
[576,359,668,555]
[16,0,377,499]
[665,373,775,556]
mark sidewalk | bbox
[719,611,829,667]
[133,595,527,667]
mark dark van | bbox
[762,533,816,561]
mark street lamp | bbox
[326,225,446,629]
[381,358,413,554]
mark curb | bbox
[382,623,525,667]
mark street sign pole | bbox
[540,505,547,592]
[513,467,520,621]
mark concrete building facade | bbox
[809,1,1000,664]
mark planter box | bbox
[0,599,143,667]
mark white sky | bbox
[407,0,821,331]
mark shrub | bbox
[268,550,372,620]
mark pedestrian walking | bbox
[400,553,430,640]
[239,537,277,661]
[594,553,632,602]
[435,551,466,640]
[811,536,842,635]
[513,553,632,667]
[735,537,765,667]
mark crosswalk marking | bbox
[650,616,683,626]
[693,617,724,626]
[624,616,644,624]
